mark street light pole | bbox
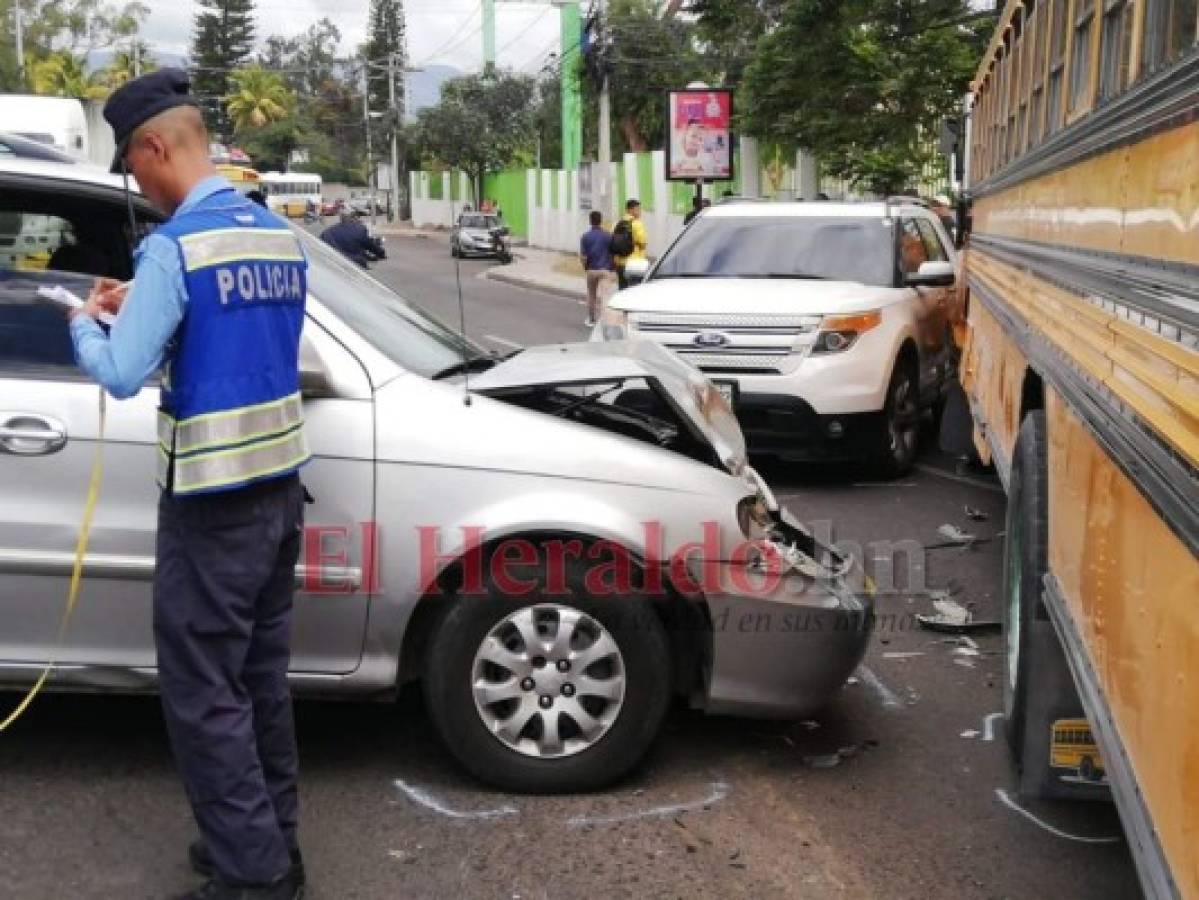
[14,1,25,87]
[363,71,376,227]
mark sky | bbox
[138,0,566,74]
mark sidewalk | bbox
[485,246,588,301]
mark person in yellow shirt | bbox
[613,198,648,290]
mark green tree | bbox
[589,0,712,153]
[740,0,989,194]
[415,72,537,206]
[226,65,294,131]
[30,51,107,98]
[190,0,257,136]
[0,0,147,91]
[364,0,406,119]
[102,40,156,88]
[690,0,784,86]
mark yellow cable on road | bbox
[0,389,106,733]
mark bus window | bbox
[1069,0,1098,114]
[1144,0,1199,71]
[1100,0,1137,100]
[1029,0,1048,146]
[1047,0,1070,133]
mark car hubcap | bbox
[471,604,626,758]
[888,374,919,462]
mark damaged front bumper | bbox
[700,508,874,719]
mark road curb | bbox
[485,267,586,301]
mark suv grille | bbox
[629,312,821,375]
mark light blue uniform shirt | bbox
[70,176,235,399]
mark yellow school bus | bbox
[215,163,262,195]
[959,2,1198,897]
[1049,718,1106,781]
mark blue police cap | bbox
[103,68,201,173]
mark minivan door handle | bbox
[0,414,68,455]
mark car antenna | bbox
[450,193,472,407]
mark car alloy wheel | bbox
[471,604,626,759]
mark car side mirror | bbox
[905,260,955,287]
[623,258,650,286]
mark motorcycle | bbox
[490,227,513,265]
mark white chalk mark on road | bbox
[856,665,903,710]
[483,334,524,350]
[393,778,519,821]
[982,712,1004,742]
[567,781,731,827]
[994,789,1121,844]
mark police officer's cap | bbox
[103,68,201,174]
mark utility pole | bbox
[483,0,497,73]
[596,0,612,221]
[133,40,141,78]
[558,0,581,171]
[363,70,376,227]
[387,52,399,222]
[14,1,25,87]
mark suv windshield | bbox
[652,215,896,287]
[295,227,490,377]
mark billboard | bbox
[665,89,733,182]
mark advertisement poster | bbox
[665,89,733,182]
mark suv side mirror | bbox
[623,257,650,286]
[905,260,955,287]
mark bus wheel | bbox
[1003,411,1099,800]
[1002,412,1048,760]
[1079,755,1096,781]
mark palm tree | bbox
[225,67,295,132]
[31,53,108,100]
[103,42,157,89]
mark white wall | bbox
[409,171,477,229]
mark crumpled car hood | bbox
[469,340,748,474]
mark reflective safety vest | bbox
[155,190,311,496]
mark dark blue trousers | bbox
[153,474,304,886]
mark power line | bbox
[495,6,554,60]
[411,2,484,67]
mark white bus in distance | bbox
[259,172,322,218]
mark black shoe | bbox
[188,840,305,885]
[172,871,303,900]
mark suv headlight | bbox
[601,307,629,340]
[812,310,882,353]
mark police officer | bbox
[69,70,308,900]
[318,209,385,268]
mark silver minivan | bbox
[0,160,873,792]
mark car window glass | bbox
[898,218,929,274]
[914,219,948,262]
[0,193,152,380]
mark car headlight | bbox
[812,310,882,353]
[601,307,629,340]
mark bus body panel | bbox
[1046,388,1199,900]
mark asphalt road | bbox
[0,234,1141,899]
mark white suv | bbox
[596,201,957,475]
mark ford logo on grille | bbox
[693,330,732,348]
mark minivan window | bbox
[295,227,489,377]
[651,216,896,287]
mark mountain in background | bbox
[86,48,188,72]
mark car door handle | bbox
[0,414,68,455]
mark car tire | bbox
[422,549,672,794]
[1002,411,1047,760]
[875,360,920,478]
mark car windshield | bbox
[460,215,498,230]
[294,227,490,377]
[652,215,896,287]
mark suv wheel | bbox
[876,361,920,477]
[423,552,672,793]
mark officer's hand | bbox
[89,277,129,315]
